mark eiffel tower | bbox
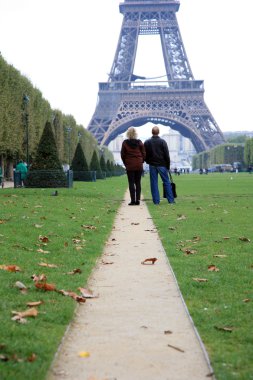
[87,0,225,152]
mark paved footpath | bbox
[47,193,214,380]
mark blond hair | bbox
[126,127,138,139]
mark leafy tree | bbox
[90,150,103,179]
[26,121,67,187]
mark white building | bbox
[108,127,196,170]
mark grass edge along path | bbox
[143,173,253,380]
[0,178,126,380]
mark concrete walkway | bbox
[47,193,214,380]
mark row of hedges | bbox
[192,143,245,170]
[0,54,114,178]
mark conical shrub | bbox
[25,121,67,187]
[72,142,89,180]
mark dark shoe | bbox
[128,202,136,206]
[135,201,140,205]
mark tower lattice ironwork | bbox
[87,0,225,152]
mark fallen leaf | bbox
[192,278,208,282]
[31,274,47,282]
[164,330,173,334]
[78,287,98,298]
[11,316,27,324]
[102,260,114,265]
[239,237,250,242]
[27,353,37,362]
[15,281,27,291]
[141,258,157,265]
[35,282,56,291]
[78,351,90,358]
[64,242,69,247]
[168,227,176,231]
[223,236,230,240]
[192,236,201,241]
[81,224,96,230]
[34,224,43,228]
[213,254,227,258]
[0,354,9,361]
[26,301,43,307]
[37,249,50,254]
[214,326,234,332]
[39,235,49,243]
[177,214,187,221]
[208,265,220,272]
[243,298,251,303]
[12,308,38,318]
[131,222,139,225]
[58,289,86,303]
[0,264,21,272]
[66,268,82,275]
[181,248,197,255]
[38,262,58,268]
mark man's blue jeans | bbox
[149,165,174,204]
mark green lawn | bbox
[0,178,126,380]
[142,172,253,380]
[1,173,253,380]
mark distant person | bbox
[15,160,28,187]
[121,127,146,205]
[144,125,175,205]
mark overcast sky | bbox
[0,0,252,140]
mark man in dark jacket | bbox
[144,126,175,204]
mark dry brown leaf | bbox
[35,282,56,291]
[164,330,173,335]
[81,224,96,230]
[192,236,201,241]
[58,289,86,303]
[12,308,38,318]
[31,274,47,282]
[214,326,234,332]
[15,281,27,291]
[102,260,114,265]
[11,316,27,324]
[26,301,43,307]
[239,237,251,242]
[131,222,140,225]
[38,262,58,268]
[37,249,50,254]
[39,235,49,243]
[27,353,37,362]
[223,236,230,240]
[243,298,251,303]
[141,258,158,265]
[66,268,82,275]
[213,254,227,258]
[208,265,220,272]
[0,264,21,272]
[78,287,98,298]
[181,248,197,255]
[169,227,176,231]
[177,214,187,221]
[64,242,69,247]
[192,278,208,282]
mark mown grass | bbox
[0,178,126,380]
[142,173,253,380]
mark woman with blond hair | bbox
[121,127,146,205]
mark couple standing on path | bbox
[121,125,175,205]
